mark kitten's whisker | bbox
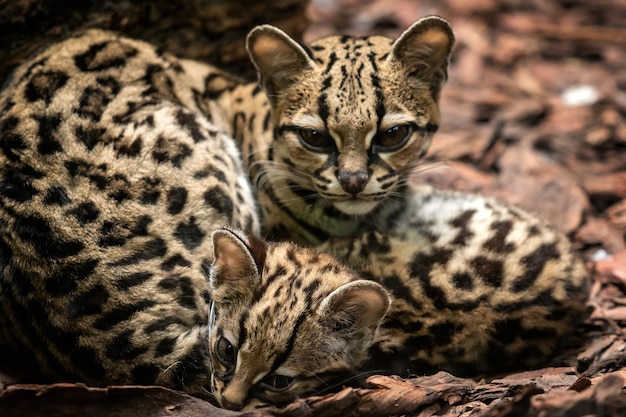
[310,370,386,396]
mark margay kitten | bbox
[0,17,588,411]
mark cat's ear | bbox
[247,25,317,98]
[388,16,454,98]
[210,228,265,301]
[320,280,391,335]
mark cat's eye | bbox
[260,374,295,392]
[215,336,237,367]
[373,124,415,152]
[297,128,335,153]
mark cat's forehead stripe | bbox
[237,270,329,378]
[313,44,385,134]
[267,311,307,374]
[238,310,249,348]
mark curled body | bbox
[320,185,589,376]
[231,15,589,381]
[0,29,389,409]
[0,18,589,411]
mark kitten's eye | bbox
[215,336,236,367]
[297,128,335,153]
[373,124,414,152]
[260,374,295,392]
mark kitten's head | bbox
[247,16,454,216]
[207,228,390,410]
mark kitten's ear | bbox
[320,280,391,334]
[210,228,265,300]
[246,25,317,98]
[388,16,454,98]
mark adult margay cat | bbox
[0,16,588,411]
[225,16,455,245]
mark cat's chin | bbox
[333,200,379,215]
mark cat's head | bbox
[207,228,390,410]
[247,16,454,216]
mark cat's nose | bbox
[338,170,369,196]
[221,397,244,411]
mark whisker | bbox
[310,370,387,396]
[406,160,451,179]
[252,161,313,181]
[252,162,317,195]
[254,176,316,197]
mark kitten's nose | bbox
[338,170,369,196]
[221,397,244,411]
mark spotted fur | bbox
[0,19,589,412]
[221,16,454,245]
[0,30,389,408]
[216,15,587,401]
[320,185,588,375]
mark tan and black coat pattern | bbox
[320,185,589,375]
[224,16,455,245]
[218,17,588,377]
[0,18,589,411]
[0,30,391,409]
[0,29,262,396]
